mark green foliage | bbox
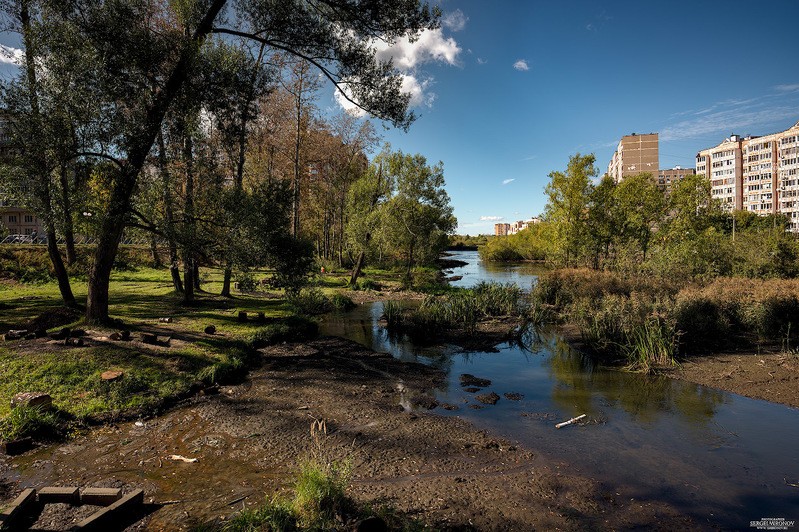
[288,288,331,315]
[0,405,61,442]
[270,237,316,296]
[381,300,404,327]
[329,294,356,311]
[291,459,352,528]
[197,355,246,385]
[622,319,678,373]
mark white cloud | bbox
[333,28,461,115]
[480,216,504,222]
[502,178,515,185]
[513,59,529,71]
[660,94,799,142]
[0,44,23,66]
[477,57,487,65]
[775,83,799,92]
[442,9,468,32]
[374,28,461,70]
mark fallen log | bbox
[555,414,586,429]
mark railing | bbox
[0,234,159,246]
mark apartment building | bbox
[606,133,659,183]
[0,112,44,237]
[695,120,799,231]
[696,135,744,210]
[494,223,510,236]
[657,166,695,194]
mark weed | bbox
[381,300,405,328]
[0,405,61,442]
[330,294,356,312]
[623,318,678,373]
[289,288,331,315]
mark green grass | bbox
[0,266,313,429]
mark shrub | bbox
[381,300,404,328]
[330,294,356,311]
[289,288,331,315]
[198,355,246,385]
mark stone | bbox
[463,387,480,393]
[0,488,36,527]
[80,487,122,506]
[108,332,122,341]
[475,392,500,405]
[159,317,173,323]
[50,327,70,340]
[503,392,524,401]
[64,337,84,347]
[141,333,158,345]
[38,486,80,505]
[101,371,124,382]
[74,489,143,531]
[11,392,52,410]
[459,373,491,388]
[120,330,131,341]
[1,437,34,455]
[204,325,216,335]
[237,311,248,322]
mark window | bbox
[7,215,16,223]
[24,215,34,223]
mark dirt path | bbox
[1,337,697,530]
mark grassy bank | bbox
[0,266,323,442]
[532,268,799,371]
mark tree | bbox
[544,153,596,266]
[1,0,439,323]
[613,173,665,260]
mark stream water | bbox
[321,250,799,529]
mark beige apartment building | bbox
[695,120,799,231]
[606,133,659,183]
[494,223,510,236]
[657,166,695,194]
[696,135,744,210]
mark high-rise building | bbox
[696,135,744,210]
[494,223,510,236]
[606,133,659,183]
[695,120,799,231]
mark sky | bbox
[2,1,799,235]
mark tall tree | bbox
[2,0,438,323]
[544,153,596,266]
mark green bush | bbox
[289,288,331,315]
[330,294,356,311]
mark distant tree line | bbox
[482,153,798,280]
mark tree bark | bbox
[221,267,233,297]
[59,164,76,265]
[85,0,227,323]
[20,0,75,307]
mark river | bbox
[321,250,799,530]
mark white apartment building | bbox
[696,135,743,211]
[696,120,799,231]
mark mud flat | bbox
[1,337,695,530]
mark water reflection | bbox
[319,250,799,527]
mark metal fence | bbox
[0,234,157,246]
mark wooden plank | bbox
[80,487,122,506]
[71,489,144,531]
[0,488,37,527]
[38,486,80,505]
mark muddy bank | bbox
[558,324,799,409]
[0,336,696,530]
[672,351,799,409]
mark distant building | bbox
[606,133,659,183]
[494,223,510,236]
[695,120,799,231]
[696,135,745,211]
[0,112,44,237]
[657,166,695,194]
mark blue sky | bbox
[2,1,798,235]
[336,0,799,234]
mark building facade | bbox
[606,133,659,183]
[657,166,695,194]
[0,113,44,237]
[494,223,510,236]
[696,135,744,210]
[696,120,799,231]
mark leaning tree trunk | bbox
[45,221,76,307]
[59,165,77,265]
[84,0,227,324]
